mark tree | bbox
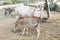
[45,0,50,17]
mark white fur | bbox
[15,5,35,17]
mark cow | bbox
[4,7,14,16]
[14,4,44,23]
[13,4,44,40]
[13,17,41,40]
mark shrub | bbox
[51,3,58,11]
[44,2,59,11]
[3,2,12,5]
[3,0,23,5]
[11,0,23,4]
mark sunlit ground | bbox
[0,11,60,40]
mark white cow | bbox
[14,5,35,23]
[14,4,44,23]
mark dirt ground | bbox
[0,11,60,40]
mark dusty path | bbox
[0,11,60,40]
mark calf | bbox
[13,17,41,40]
[4,8,14,16]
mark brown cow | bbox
[13,17,41,40]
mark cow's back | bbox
[16,17,40,28]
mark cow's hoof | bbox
[12,29,16,33]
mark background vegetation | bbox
[3,0,23,5]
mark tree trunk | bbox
[45,0,50,17]
[24,0,29,6]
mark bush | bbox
[11,0,23,4]
[3,0,23,5]
[44,2,59,11]
[3,2,12,5]
[50,3,59,11]
[29,0,35,3]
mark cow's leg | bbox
[13,27,17,32]
[9,11,11,14]
[13,25,18,32]
[5,9,7,16]
[13,27,16,32]
[26,28,28,34]
[22,27,26,35]
[35,24,40,40]
[14,15,20,24]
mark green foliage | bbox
[11,0,16,4]
[3,0,23,5]
[44,2,59,11]
[29,0,36,3]
[3,2,12,5]
[11,0,23,4]
[51,3,58,11]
